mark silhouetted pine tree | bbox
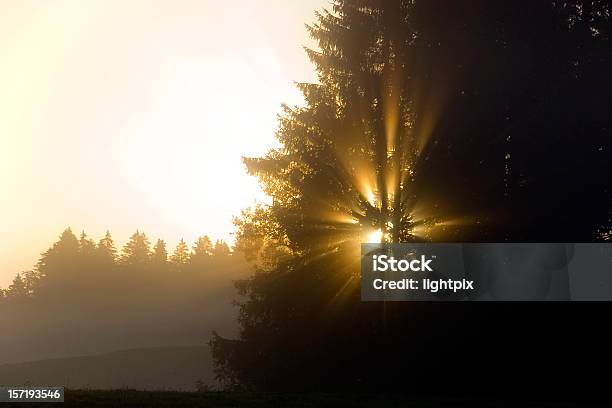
[21,270,40,296]
[79,232,96,256]
[76,232,97,282]
[35,228,80,295]
[189,236,213,272]
[120,231,151,266]
[6,273,28,298]
[152,239,169,264]
[211,240,231,258]
[170,239,190,267]
[211,0,612,392]
[192,236,212,258]
[97,230,117,264]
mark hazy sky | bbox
[0,0,327,287]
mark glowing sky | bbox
[0,0,326,287]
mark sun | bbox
[365,229,383,243]
[116,58,282,241]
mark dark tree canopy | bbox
[212,0,612,394]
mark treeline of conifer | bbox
[0,228,240,302]
[0,228,248,364]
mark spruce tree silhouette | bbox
[211,0,612,395]
[170,239,190,268]
[97,230,118,264]
[6,274,28,298]
[211,241,231,258]
[120,231,152,266]
[192,236,213,259]
[152,239,169,264]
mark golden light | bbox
[366,191,377,206]
[365,229,383,243]
[115,58,288,240]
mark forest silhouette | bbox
[0,228,247,366]
[210,0,612,397]
[2,0,612,400]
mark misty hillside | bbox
[1,229,252,365]
[0,346,214,391]
[0,274,242,364]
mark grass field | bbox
[2,390,604,408]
